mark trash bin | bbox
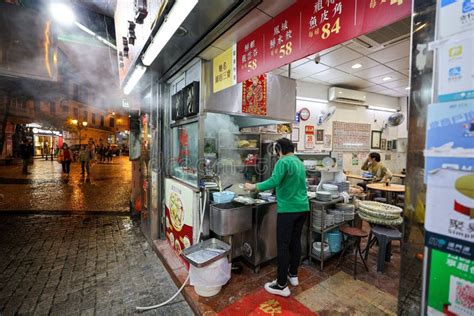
[181,238,231,297]
[189,257,231,297]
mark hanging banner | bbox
[236,0,412,83]
[242,74,267,116]
[427,249,474,315]
[213,44,237,93]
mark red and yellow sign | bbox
[213,44,237,93]
[164,178,194,268]
[236,0,412,83]
[242,74,267,116]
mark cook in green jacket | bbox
[245,138,309,297]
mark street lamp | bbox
[71,120,88,144]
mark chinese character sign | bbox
[236,0,412,83]
[242,74,267,116]
[213,44,237,93]
[427,249,474,315]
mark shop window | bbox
[171,122,198,187]
[72,84,79,100]
[109,117,115,128]
[92,113,96,125]
[100,115,105,127]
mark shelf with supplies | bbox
[308,197,354,271]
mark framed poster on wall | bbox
[371,131,382,149]
[305,125,314,149]
[316,129,324,143]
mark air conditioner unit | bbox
[328,87,367,105]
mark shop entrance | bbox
[151,4,411,315]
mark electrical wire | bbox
[135,188,208,312]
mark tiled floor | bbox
[155,226,401,315]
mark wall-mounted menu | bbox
[332,121,371,152]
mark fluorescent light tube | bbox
[123,65,147,95]
[141,0,198,66]
[367,106,397,112]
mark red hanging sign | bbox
[236,0,412,83]
[305,125,315,135]
[242,74,267,116]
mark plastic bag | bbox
[189,257,231,287]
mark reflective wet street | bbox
[0,157,131,212]
[0,215,192,315]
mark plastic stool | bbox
[374,197,387,203]
[337,226,369,279]
[365,226,402,273]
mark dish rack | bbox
[308,198,355,271]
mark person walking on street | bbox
[107,145,113,163]
[44,142,49,160]
[19,138,31,174]
[79,144,94,176]
[59,143,73,175]
[244,138,309,297]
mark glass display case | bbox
[170,122,199,187]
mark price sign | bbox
[236,23,269,82]
[299,0,356,58]
[235,0,412,83]
[264,4,300,69]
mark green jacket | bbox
[256,155,309,213]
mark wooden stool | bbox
[337,226,369,279]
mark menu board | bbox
[236,0,411,83]
[332,121,371,152]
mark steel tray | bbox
[181,238,231,268]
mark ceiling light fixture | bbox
[382,76,393,81]
[123,64,147,95]
[351,63,362,69]
[405,87,410,90]
[49,3,75,26]
[141,0,198,66]
[367,106,398,113]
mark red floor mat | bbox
[216,288,318,316]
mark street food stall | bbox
[163,60,298,271]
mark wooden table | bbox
[366,183,405,204]
[346,174,373,181]
[392,173,406,184]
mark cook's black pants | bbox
[276,211,308,286]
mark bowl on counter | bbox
[322,184,338,191]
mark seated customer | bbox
[358,152,392,191]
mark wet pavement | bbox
[0,215,193,315]
[0,157,131,212]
